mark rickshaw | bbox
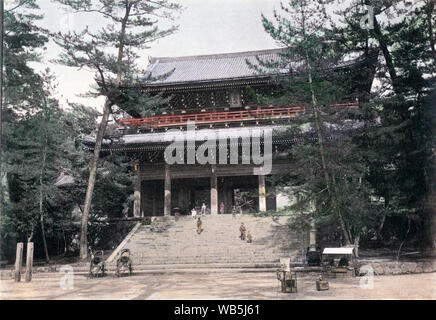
[115,249,133,277]
[88,248,106,278]
[321,247,360,277]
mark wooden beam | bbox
[139,163,295,180]
[258,174,266,212]
[211,166,218,215]
[164,165,171,216]
[133,161,141,217]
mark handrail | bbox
[119,102,358,128]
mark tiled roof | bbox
[142,48,376,87]
[82,123,361,151]
[143,48,287,86]
[82,125,290,149]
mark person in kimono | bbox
[200,203,207,215]
[197,217,202,234]
[239,222,246,240]
[219,202,225,214]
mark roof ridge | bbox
[149,48,284,63]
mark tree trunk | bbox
[62,227,67,254]
[304,49,351,245]
[397,214,411,261]
[354,234,360,258]
[40,215,49,263]
[371,14,401,94]
[39,149,50,263]
[377,194,389,241]
[0,171,10,259]
[79,99,112,259]
[377,210,387,241]
[0,0,4,261]
[79,3,132,260]
[39,146,50,263]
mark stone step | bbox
[124,249,295,254]
[104,215,297,269]
[125,256,285,262]
[80,262,282,272]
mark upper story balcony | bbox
[118,102,359,131]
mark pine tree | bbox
[53,102,136,254]
[1,0,49,260]
[5,69,64,262]
[332,0,435,248]
[315,0,435,249]
[53,0,181,259]
[258,0,380,246]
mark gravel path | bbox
[1,271,434,300]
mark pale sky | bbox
[23,0,283,111]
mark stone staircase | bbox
[105,214,299,272]
[0,215,300,278]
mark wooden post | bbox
[258,174,267,212]
[133,162,141,218]
[14,242,23,282]
[133,179,141,218]
[25,242,34,282]
[223,183,229,214]
[210,166,218,215]
[164,165,171,216]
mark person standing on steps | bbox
[201,203,207,216]
[174,207,180,221]
[239,222,246,240]
[246,231,252,243]
[197,217,203,234]
[191,207,197,219]
[219,202,225,215]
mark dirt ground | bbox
[0,271,434,300]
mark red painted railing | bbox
[119,102,358,128]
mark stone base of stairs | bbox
[106,214,299,272]
[1,214,301,279]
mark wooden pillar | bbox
[258,174,267,212]
[133,162,141,218]
[179,186,188,214]
[14,242,23,282]
[222,184,228,214]
[151,182,156,216]
[224,182,233,214]
[164,165,171,216]
[133,179,141,218]
[25,242,34,282]
[210,166,218,215]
